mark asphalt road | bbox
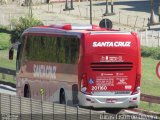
[0,84,16,95]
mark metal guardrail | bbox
[0,93,103,120]
[0,67,16,76]
[0,93,159,120]
[141,94,160,104]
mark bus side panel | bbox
[17,61,78,105]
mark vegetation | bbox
[139,101,160,113]
[0,33,11,50]
[141,57,160,96]
[10,16,43,43]
[141,46,160,60]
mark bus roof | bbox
[22,24,131,37]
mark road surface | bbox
[0,84,16,95]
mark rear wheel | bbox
[60,90,66,104]
[24,85,30,98]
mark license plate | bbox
[106,99,117,103]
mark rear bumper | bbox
[78,92,140,108]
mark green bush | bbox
[151,48,160,60]
[10,16,43,43]
[141,46,152,57]
[141,46,160,60]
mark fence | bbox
[141,94,160,104]
[44,3,148,29]
[138,30,160,47]
[0,93,104,120]
[0,2,149,29]
[0,92,159,120]
[0,67,16,86]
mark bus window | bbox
[24,35,80,64]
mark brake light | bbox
[80,73,88,93]
[132,74,141,95]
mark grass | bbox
[0,32,16,84]
[139,101,160,113]
[141,57,160,96]
[0,33,11,50]
[0,50,16,70]
[0,31,16,69]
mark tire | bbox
[72,84,78,104]
[60,90,66,104]
[24,85,30,98]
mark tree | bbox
[10,16,43,43]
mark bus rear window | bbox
[25,35,80,64]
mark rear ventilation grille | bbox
[90,62,133,71]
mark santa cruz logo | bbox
[93,41,131,47]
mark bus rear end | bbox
[78,31,141,108]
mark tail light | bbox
[80,73,88,93]
[132,74,141,95]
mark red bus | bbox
[9,24,141,108]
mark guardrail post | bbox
[134,16,138,28]
[60,5,62,13]
[86,8,88,18]
[149,102,152,108]
[140,32,143,44]
[65,104,66,120]
[90,109,91,120]
[30,98,32,120]
[48,3,49,12]
[52,4,53,12]
[119,11,121,25]
[127,15,129,26]
[93,10,95,18]
[77,106,79,120]
[151,30,154,47]
[145,29,148,46]
[9,95,11,117]
[19,97,21,120]
[78,5,81,16]
[41,97,43,120]
[0,94,1,120]
[158,32,160,47]
[2,73,6,80]
[143,18,146,27]
[53,103,54,120]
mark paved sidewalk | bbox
[0,0,159,31]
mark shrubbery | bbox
[141,46,160,60]
[10,16,43,43]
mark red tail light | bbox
[132,74,141,95]
[80,73,88,93]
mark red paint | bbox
[156,62,160,79]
